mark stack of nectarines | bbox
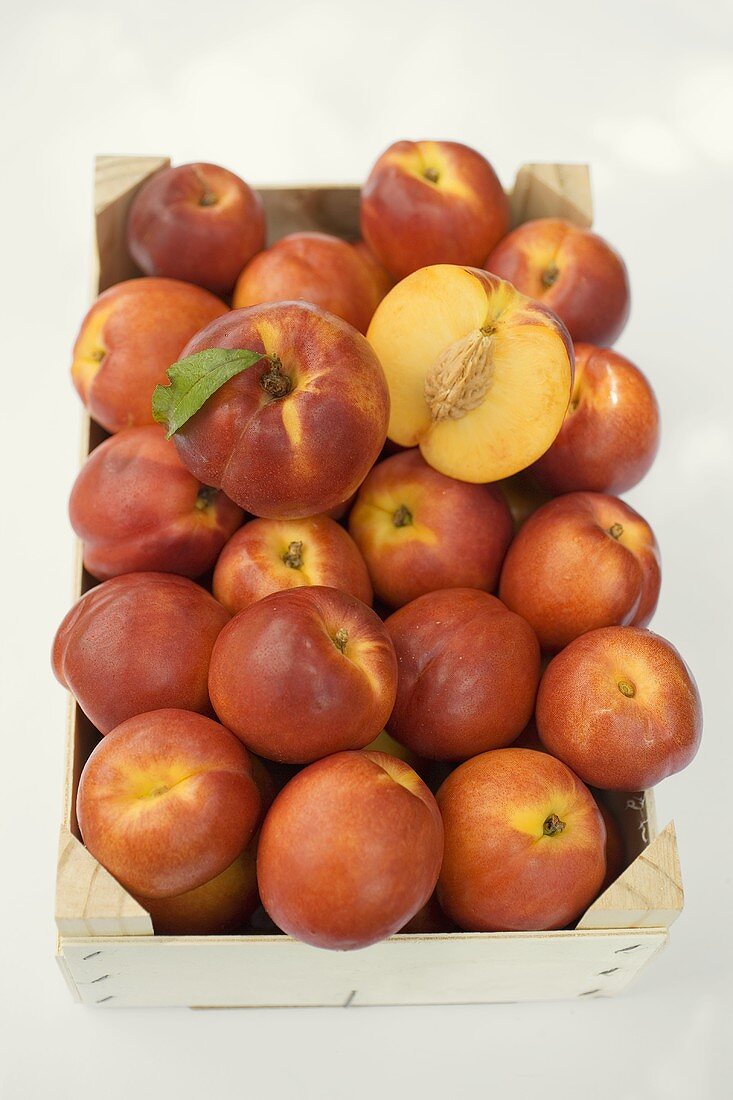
[54,142,702,950]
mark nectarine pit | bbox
[424,326,495,423]
[543,812,566,836]
[282,540,304,569]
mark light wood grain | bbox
[58,927,667,1007]
[578,821,683,929]
[509,163,593,228]
[56,826,153,937]
[93,155,170,292]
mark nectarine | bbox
[71,277,227,433]
[127,162,265,295]
[212,514,372,613]
[437,748,606,931]
[532,344,660,494]
[69,426,243,580]
[367,266,573,482]
[52,572,229,733]
[485,218,630,345]
[536,626,702,789]
[162,302,389,518]
[257,750,444,949]
[209,586,398,763]
[499,492,661,651]
[385,589,540,760]
[361,140,510,280]
[348,449,512,608]
[77,709,261,898]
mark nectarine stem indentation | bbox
[392,505,413,528]
[542,263,559,288]
[282,541,304,569]
[333,627,349,653]
[260,357,292,400]
[195,486,217,511]
[543,813,566,837]
[423,167,440,183]
[199,190,218,207]
[424,328,494,423]
[609,523,624,540]
[617,680,636,698]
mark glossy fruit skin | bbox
[170,301,390,519]
[485,218,630,345]
[69,426,243,580]
[385,588,541,760]
[532,344,660,495]
[499,492,661,652]
[257,750,444,949]
[233,232,378,334]
[535,626,703,789]
[212,514,372,613]
[127,162,265,295]
[70,277,228,434]
[208,586,398,764]
[133,845,260,935]
[76,709,261,898]
[52,573,229,733]
[437,748,607,931]
[348,449,513,608]
[361,140,510,280]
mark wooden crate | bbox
[55,156,684,1007]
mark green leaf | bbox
[152,347,266,437]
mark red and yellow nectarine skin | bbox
[348,449,513,608]
[485,218,630,346]
[212,514,372,614]
[52,572,229,734]
[437,748,607,931]
[532,344,661,495]
[233,232,378,334]
[257,750,444,949]
[536,626,702,789]
[353,240,394,308]
[499,492,661,652]
[360,140,510,280]
[77,709,261,898]
[127,162,265,295]
[171,302,390,518]
[385,589,541,760]
[209,586,398,764]
[71,277,228,433]
[69,426,243,580]
[367,265,573,482]
[133,843,260,935]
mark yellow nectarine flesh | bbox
[367,266,573,482]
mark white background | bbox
[1,0,731,1096]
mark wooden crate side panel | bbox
[578,821,683,930]
[509,163,593,228]
[56,827,153,937]
[59,929,667,1008]
[93,155,170,291]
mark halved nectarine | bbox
[367,266,573,482]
